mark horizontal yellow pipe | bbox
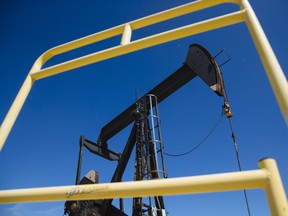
[32,0,242,62]
[31,10,245,80]
[128,0,241,30]
[29,0,242,70]
[0,169,266,204]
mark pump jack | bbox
[64,44,225,216]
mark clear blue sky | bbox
[0,0,287,215]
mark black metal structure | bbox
[64,43,225,216]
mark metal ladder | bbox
[133,94,167,216]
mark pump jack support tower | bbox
[66,43,225,216]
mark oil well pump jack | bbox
[64,44,227,216]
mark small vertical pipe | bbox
[75,136,84,185]
[119,160,124,212]
[119,185,124,212]
[121,24,132,46]
[258,158,288,216]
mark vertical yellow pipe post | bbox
[0,75,34,149]
[259,158,288,216]
[242,0,288,125]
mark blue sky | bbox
[0,0,287,215]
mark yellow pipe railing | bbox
[30,11,245,80]
[0,1,287,215]
[0,158,287,216]
[0,0,287,151]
